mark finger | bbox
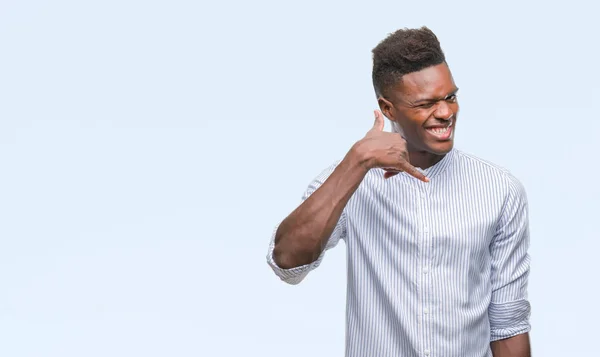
[371,110,385,132]
[384,171,400,179]
[397,146,410,162]
[402,164,429,182]
[383,168,401,179]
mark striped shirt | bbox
[266,148,531,357]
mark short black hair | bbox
[372,26,446,97]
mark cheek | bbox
[394,109,429,136]
[402,112,430,132]
[452,102,460,113]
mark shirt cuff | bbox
[489,299,531,341]
[266,225,321,285]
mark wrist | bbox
[348,140,373,171]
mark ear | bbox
[377,96,401,131]
[377,96,396,120]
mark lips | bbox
[425,118,454,140]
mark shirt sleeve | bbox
[266,162,347,285]
[488,174,532,341]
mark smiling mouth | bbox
[425,118,454,138]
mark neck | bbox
[407,149,446,170]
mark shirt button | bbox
[423,267,429,274]
[424,308,429,314]
[424,227,429,233]
[424,350,430,356]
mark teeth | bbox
[428,127,449,134]
[426,119,453,135]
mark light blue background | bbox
[1,1,598,356]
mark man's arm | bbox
[491,333,530,357]
[272,149,367,270]
[268,111,427,282]
[488,174,532,356]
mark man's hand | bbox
[352,110,428,182]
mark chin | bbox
[423,141,454,155]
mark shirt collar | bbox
[408,147,457,181]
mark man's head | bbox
[372,26,459,155]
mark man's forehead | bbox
[393,63,456,100]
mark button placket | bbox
[420,182,433,357]
[413,179,427,349]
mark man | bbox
[266,27,531,357]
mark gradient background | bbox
[1,1,598,356]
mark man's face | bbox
[379,62,459,155]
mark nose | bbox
[433,101,453,120]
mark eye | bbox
[418,102,435,109]
[446,94,457,103]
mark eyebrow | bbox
[413,87,460,104]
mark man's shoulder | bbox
[454,149,509,173]
[313,159,343,179]
[453,149,525,192]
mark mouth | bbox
[424,118,454,140]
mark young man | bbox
[266,27,531,357]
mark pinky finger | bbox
[404,165,429,182]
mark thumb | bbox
[371,110,385,132]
